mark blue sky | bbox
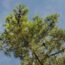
[0,0,65,65]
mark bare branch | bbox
[49,48,65,57]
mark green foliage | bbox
[0,4,65,65]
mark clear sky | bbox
[0,0,65,65]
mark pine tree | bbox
[0,4,65,65]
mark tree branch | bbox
[32,50,43,65]
[29,47,43,65]
[49,48,65,57]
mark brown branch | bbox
[29,47,43,65]
[32,50,43,65]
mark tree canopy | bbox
[0,4,65,65]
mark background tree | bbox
[0,4,65,65]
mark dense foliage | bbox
[0,5,65,65]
